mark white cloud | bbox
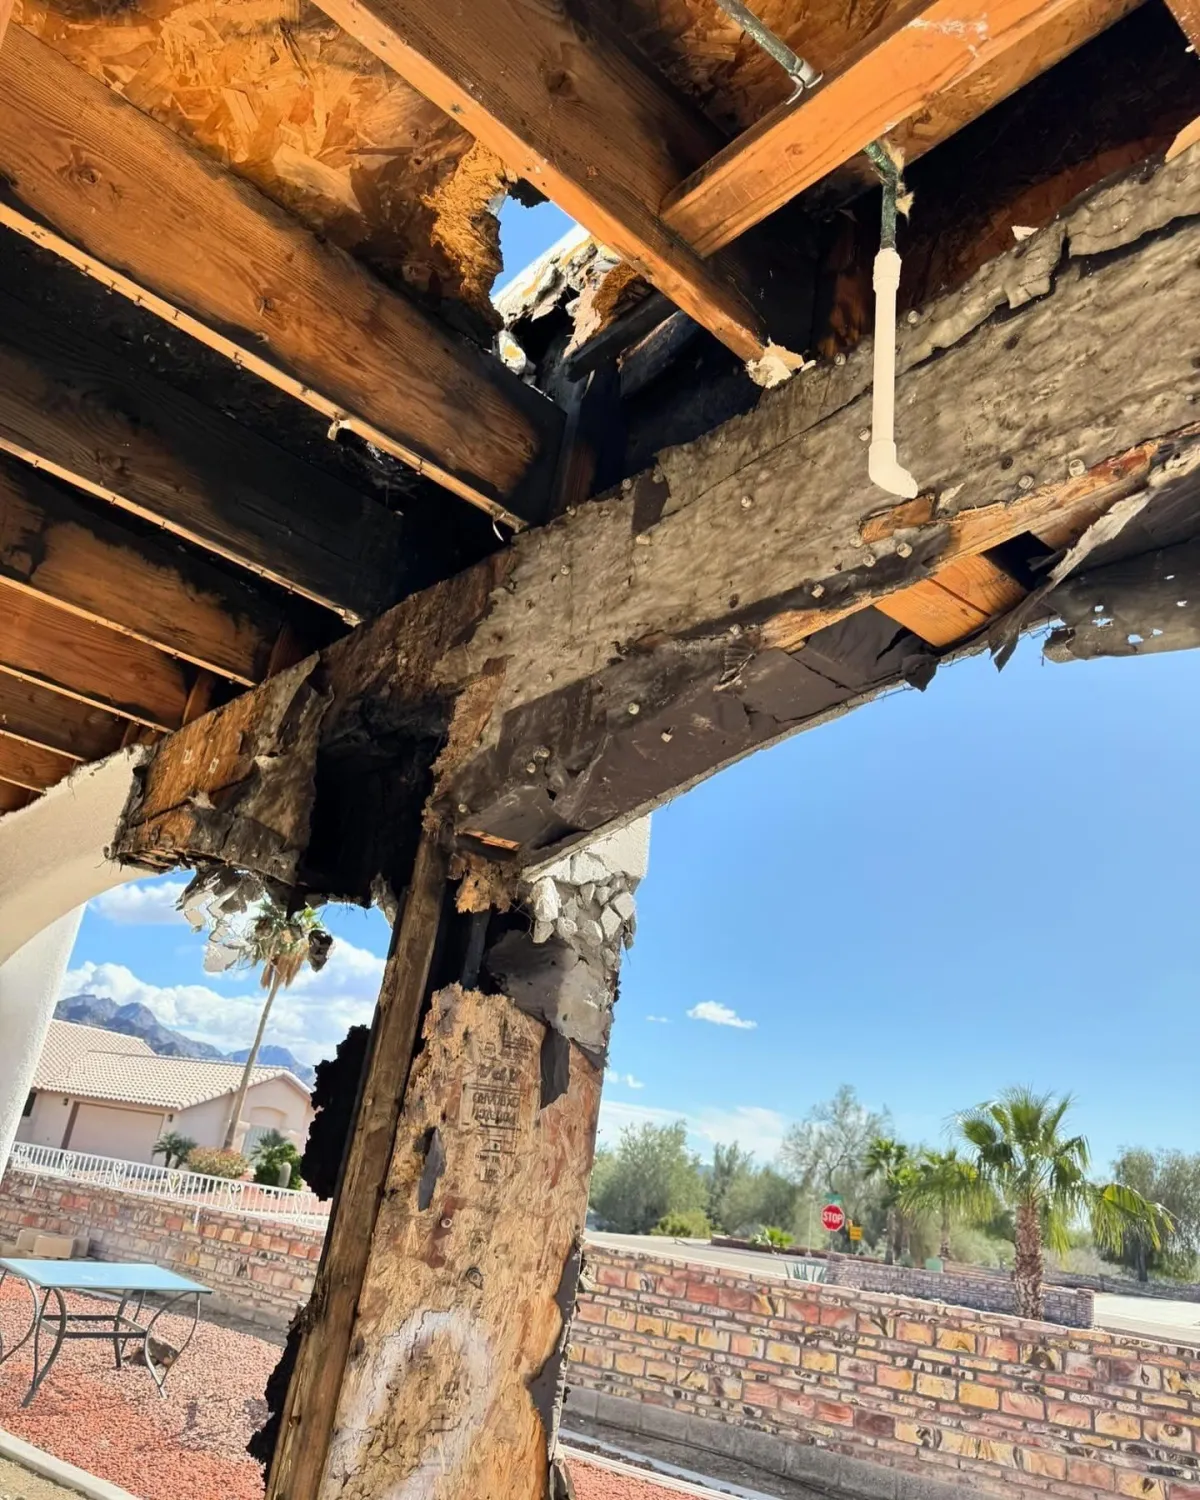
[90,880,189,926]
[62,936,386,1067]
[605,1069,644,1089]
[645,1015,671,1024]
[687,1001,757,1030]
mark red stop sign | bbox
[821,1202,846,1233]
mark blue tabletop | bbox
[0,1259,211,1294]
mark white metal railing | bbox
[9,1142,329,1230]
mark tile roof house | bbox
[16,1020,313,1165]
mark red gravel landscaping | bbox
[0,1277,684,1500]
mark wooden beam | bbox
[0,675,124,763]
[0,27,562,528]
[267,834,451,1500]
[0,780,35,814]
[0,289,407,621]
[1164,0,1200,45]
[0,732,74,792]
[116,151,1200,884]
[0,582,190,730]
[0,459,288,683]
[307,0,774,363]
[662,0,1108,257]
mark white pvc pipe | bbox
[868,247,918,500]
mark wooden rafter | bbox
[307,0,775,363]
[0,676,123,763]
[0,732,74,792]
[0,461,289,684]
[0,28,563,528]
[0,290,407,621]
[0,584,190,731]
[662,0,1121,256]
[1164,0,1200,44]
[0,781,34,814]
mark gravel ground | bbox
[0,1278,680,1500]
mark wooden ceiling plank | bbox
[0,289,407,621]
[0,675,123,762]
[0,780,36,814]
[306,0,772,363]
[0,732,75,792]
[0,28,562,528]
[0,459,285,684]
[934,554,1028,616]
[0,582,191,730]
[875,577,991,645]
[662,0,1108,257]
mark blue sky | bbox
[66,635,1200,1175]
[60,203,1200,1178]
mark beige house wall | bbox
[15,1075,311,1163]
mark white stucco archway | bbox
[0,749,148,1173]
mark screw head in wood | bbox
[740,495,753,509]
[627,702,640,715]
[1018,474,1035,490]
[1068,458,1086,478]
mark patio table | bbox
[0,1258,211,1406]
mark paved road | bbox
[1094,1293,1200,1345]
[587,1234,810,1281]
[588,1234,1200,1346]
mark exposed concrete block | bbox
[636,1402,691,1443]
[530,878,560,922]
[593,1392,637,1431]
[609,890,636,921]
[564,1385,598,1420]
[599,906,622,940]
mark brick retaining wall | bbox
[826,1254,1095,1327]
[0,1168,320,1329]
[566,1246,1200,1500]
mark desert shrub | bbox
[652,1209,712,1238]
[187,1146,250,1179]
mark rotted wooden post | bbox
[268,826,646,1500]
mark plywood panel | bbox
[15,0,506,330]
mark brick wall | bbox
[0,1168,320,1329]
[826,1254,1095,1328]
[566,1246,1200,1500]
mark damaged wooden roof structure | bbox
[0,0,1198,1485]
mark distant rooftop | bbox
[34,1020,308,1110]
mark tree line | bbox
[591,1085,1193,1319]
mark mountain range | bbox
[55,993,316,1086]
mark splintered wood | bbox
[320,984,600,1500]
[14,0,507,328]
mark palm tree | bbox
[957,1089,1170,1320]
[900,1148,989,1260]
[152,1130,197,1169]
[865,1137,913,1264]
[216,898,332,1150]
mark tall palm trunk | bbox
[939,1203,952,1261]
[884,1207,896,1264]
[222,971,282,1151]
[1013,1198,1044,1321]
